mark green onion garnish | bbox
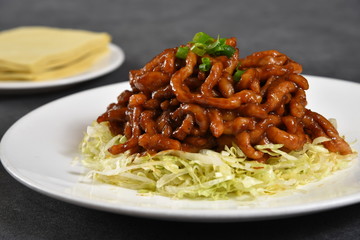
[188,32,236,58]
[190,43,207,56]
[211,45,236,58]
[206,36,225,54]
[192,32,214,44]
[199,57,212,72]
[233,69,246,82]
[176,46,189,59]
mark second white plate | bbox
[0,75,360,222]
[0,43,125,93]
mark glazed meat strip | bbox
[97,36,352,160]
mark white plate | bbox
[1,75,360,222]
[0,43,125,93]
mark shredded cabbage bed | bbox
[79,121,357,200]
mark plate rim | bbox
[1,75,360,222]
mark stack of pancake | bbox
[0,26,111,81]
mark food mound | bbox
[97,32,352,160]
[81,32,356,200]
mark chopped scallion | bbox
[219,38,226,45]
[192,32,214,44]
[189,32,236,58]
[199,57,212,72]
[190,43,207,56]
[233,69,246,82]
[175,46,189,59]
[212,45,236,58]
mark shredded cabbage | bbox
[80,121,357,200]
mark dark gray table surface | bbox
[1,0,360,239]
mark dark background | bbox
[1,0,360,239]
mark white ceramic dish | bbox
[0,43,124,93]
[1,75,359,222]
